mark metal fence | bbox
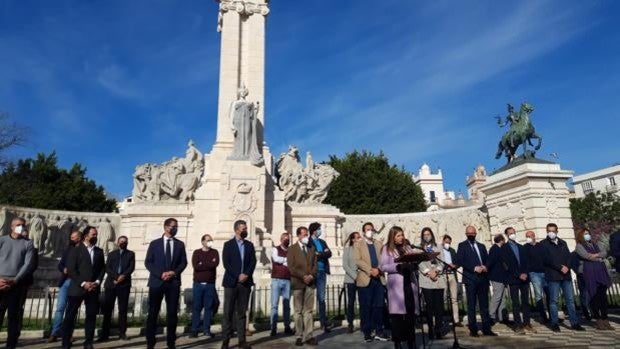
[3,277,620,332]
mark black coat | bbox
[540,237,573,281]
[502,242,529,285]
[486,244,507,283]
[456,240,489,286]
[144,237,188,288]
[222,238,257,288]
[104,249,135,289]
[66,243,105,297]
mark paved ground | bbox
[4,312,620,348]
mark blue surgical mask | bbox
[584,234,592,242]
[315,230,322,238]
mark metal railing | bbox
[2,276,620,332]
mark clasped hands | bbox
[302,274,314,285]
[474,265,488,274]
[82,282,99,292]
[370,268,381,278]
[161,271,176,282]
[238,273,249,283]
[113,274,127,285]
[0,279,14,291]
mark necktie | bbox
[117,250,123,274]
[471,243,482,264]
[166,239,172,269]
[302,245,307,256]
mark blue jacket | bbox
[222,238,257,288]
[486,244,507,283]
[502,242,529,285]
[310,237,332,274]
[144,237,188,288]
[456,240,489,286]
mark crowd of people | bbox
[1,216,619,349]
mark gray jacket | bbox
[343,245,357,284]
[419,244,447,290]
[575,242,607,274]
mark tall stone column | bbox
[214,0,269,150]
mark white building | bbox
[572,164,620,198]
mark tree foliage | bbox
[570,191,620,238]
[0,112,28,168]
[0,152,117,212]
[324,150,426,214]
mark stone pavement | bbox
[5,312,620,348]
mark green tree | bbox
[324,150,426,214]
[570,191,620,238]
[0,152,117,212]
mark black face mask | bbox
[119,243,128,250]
[466,235,476,242]
[240,230,248,239]
[70,240,79,246]
[283,240,290,247]
[90,237,98,245]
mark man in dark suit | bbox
[61,226,105,349]
[502,227,533,334]
[144,218,188,349]
[221,220,256,349]
[610,229,620,273]
[98,235,135,342]
[456,225,496,337]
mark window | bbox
[582,181,593,194]
[610,176,617,186]
[429,191,436,203]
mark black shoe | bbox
[550,325,561,332]
[364,334,374,343]
[305,337,318,346]
[323,325,332,333]
[204,331,215,338]
[482,330,498,336]
[238,342,252,349]
[347,324,354,333]
[95,337,108,343]
[83,344,94,349]
[469,330,479,337]
[221,340,230,349]
[571,325,586,331]
[119,333,129,340]
[374,332,389,341]
[284,326,295,335]
[270,328,277,337]
[454,322,464,327]
[295,338,304,346]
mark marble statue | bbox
[495,102,543,163]
[28,214,47,251]
[131,140,205,202]
[229,85,264,166]
[276,146,340,204]
[96,217,114,255]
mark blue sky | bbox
[1,0,619,199]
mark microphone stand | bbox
[432,253,470,349]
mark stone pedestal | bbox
[478,160,575,248]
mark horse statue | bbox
[495,102,543,163]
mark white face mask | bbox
[423,236,432,243]
[15,225,24,235]
[206,241,214,248]
[443,243,450,250]
[315,230,322,238]
[365,230,374,239]
[508,233,517,241]
[547,232,557,240]
[584,234,592,242]
[301,237,309,245]
[525,237,533,244]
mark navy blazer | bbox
[456,240,489,286]
[502,242,528,285]
[486,244,508,283]
[222,238,257,288]
[144,237,188,288]
[610,231,620,272]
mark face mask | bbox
[240,230,248,239]
[547,232,557,240]
[301,237,309,245]
[443,243,450,250]
[365,230,374,239]
[119,242,128,250]
[207,241,214,248]
[584,234,592,242]
[525,237,533,244]
[283,240,290,247]
[315,230,322,238]
[169,227,178,237]
[90,237,98,245]
[15,225,24,235]
[508,233,516,241]
[70,239,79,246]
[202,240,210,248]
[423,236,432,243]
[466,235,476,242]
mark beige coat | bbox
[353,239,386,287]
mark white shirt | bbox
[298,241,307,254]
[470,241,483,264]
[442,248,453,264]
[272,246,288,267]
[164,237,174,259]
[81,242,100,287]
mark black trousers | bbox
[100,285,131,338]
[62,291,100,347]
[589,285,608,320]
[222,284,251,343]
[146,283,180,348]
[0,283,25,348]
[509,282,531,325]
[421,288,444,334]
[464,282,491,333]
